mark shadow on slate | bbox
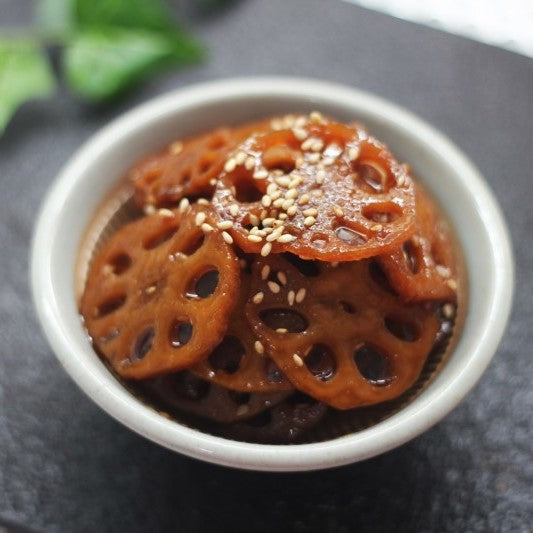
[1,0,532,531]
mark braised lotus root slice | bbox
[140,371,291,423]
[130,120,272,209]
[221,393,328,444]
[212,113,416,261]
[245,254,440,409]
[191,270,293,392]
[378,185,458,302]
[80,206,240,379]
[130,128,236,209]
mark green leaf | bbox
[35,0,76,41]
[0,40,56,133]
[75,0,174,32]
[63,28,203,101]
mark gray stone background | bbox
[1,0,531,531]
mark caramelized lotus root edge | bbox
[378,184,458,302]
[212,115,416,261]
[80,205,240,379]
[131,120,272,209]
[245,254,441,409]
[192,259,294,393]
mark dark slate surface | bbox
[1,0,531,531]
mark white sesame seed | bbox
[436,265,451,278]
[249,214,260,226]
[313,189,323,197]
[266,227,284,242]
[292,127,308,141]
[271,118,283,130]
[267,281,280,293]
[250,226,260,235]
[270,190,281,201]
[277,271,288,285]
[304,216,316,227]
[286,205,298,217]
[307,152,320,163]
[277,233,296,243]
[298,194,310,205]
[285,188,298,199]
[145,285,156,294]
[201,223,214,233]
[158,208,174,218]
[260,209,268,220]
[447,279,458,290]
[224,158,236,173]
[257,230,267,237]
[247,234,262,243]
[253,169,268,180]
[293,353,304,367]
[245,155,255,170]
[276,328,288,333]
[443,303,455,319]
[333,206,344,217]
[252,291,264,304]
[254,340,265,354]
[236,405,249,416]
[169,141,183,155]
[322,156,335,166]
[295,287,307,303]
[311,139,324,152]
[273,219,284,227]
[295,157,304,169]
[197,198,209,206]
[309,111,323,123]
[217,220,233,230]
[371,223,383,232]
[324,143,342,157]
[348,146,360,161]
[263,217,276,227]
[262,195,272,208]
[412,235,421,246]
[209,178,217,186]
[273,198,285,208]
[301,138,315,151]
[267,183,278,195]
[397,174,406,187]
[315,169,326,184]
[275,176,291,187]
[272,169,284,177]
[261,265,270,280]
[179,198,190,213]
[282,199,295,211]
[229,204,239,217]
[222,231,233,244]
[144,205,156,215]
[234,151,247,165]
[278,213,288,220]
[230,186,237,196]
[261,242,272,257]
[303,208,318,217]
[289,176,303,188]
[195,212,206,226]
[288,290,295,306]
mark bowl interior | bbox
[32,78,513,471]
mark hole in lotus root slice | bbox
[80,205,240,379]
[221,392,328,444]
[245,254,440,409]
[130,120,273,209]
[212,114,416,261]
[140,371,291,423]
[377,185,458,302]
[191,268,293,392]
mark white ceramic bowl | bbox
[31,77,513,471]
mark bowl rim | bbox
[31,76,514,471]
